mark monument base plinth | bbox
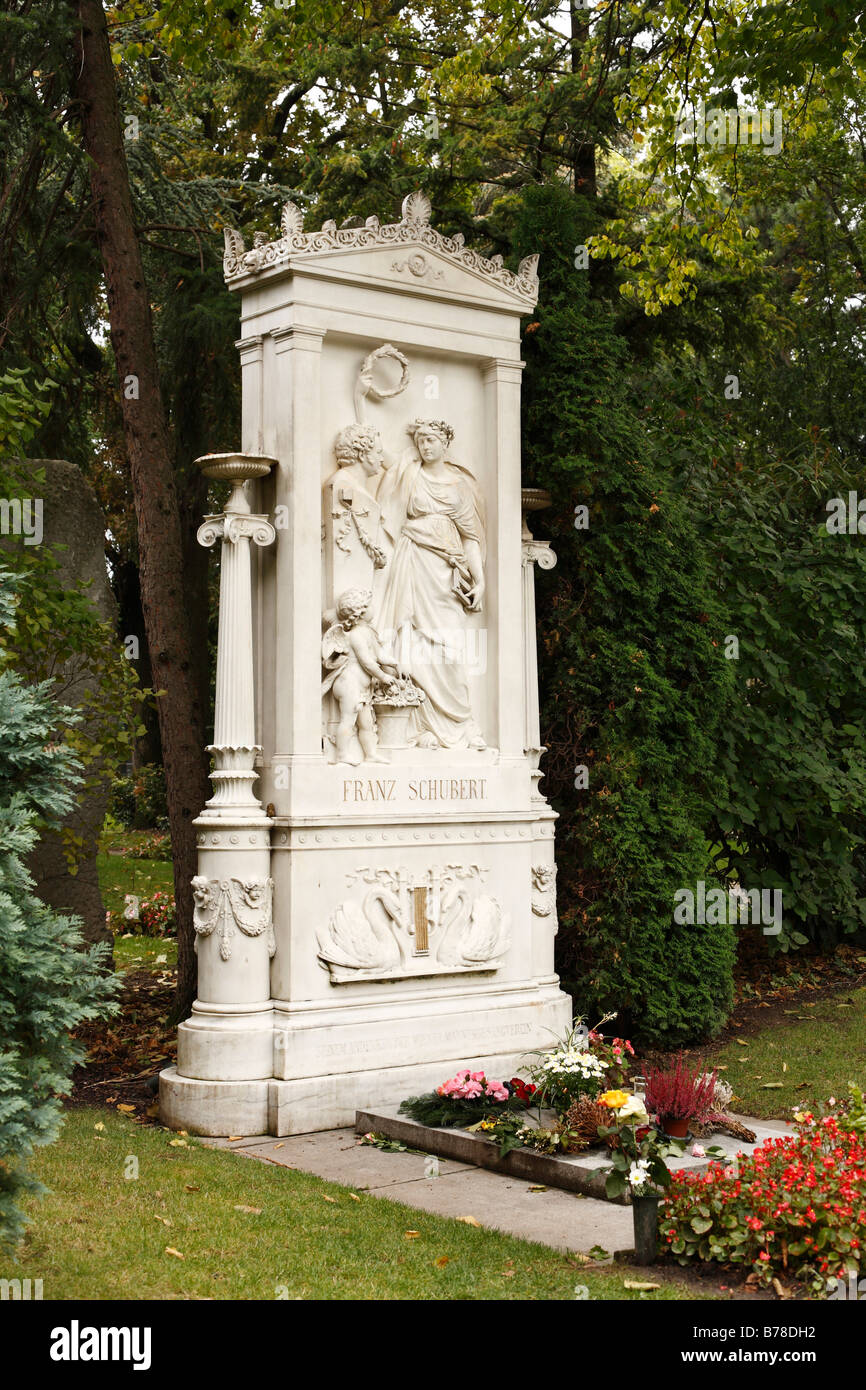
[160,981,570,1136]
[159,1070,270,1137]
[176,1005,274,1080]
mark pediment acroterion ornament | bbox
[221,190,540,304]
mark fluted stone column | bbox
[197,464,275,817]
[521,489,560,983]
[168,455,278,1116]
[521,489,556,799]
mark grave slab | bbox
[354,1108,791,1203]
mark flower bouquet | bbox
[399,1070,537,1131]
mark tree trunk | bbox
[569,0,597,200]
[72,0,209,1020]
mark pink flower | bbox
[485,1082,509,1101]
[462,1080,483,1098]
[691,1144,706,1158]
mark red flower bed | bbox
[660,1112,866,1293]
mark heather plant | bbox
[645,1054,718,1123]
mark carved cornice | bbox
[222,190,540,302]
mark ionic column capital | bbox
[522,538,557,570]
[197,514,276,550]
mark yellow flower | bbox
[598,1089,630,1109]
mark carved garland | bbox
[191,875,275,961]
[223,190,540,300]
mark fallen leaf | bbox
[434,1256,450,1267]
[736,1038,749,1046]
[93,1122,105,1132]
[501,1269,516,1277]
[169,1138,189,1147]
[164,1247,184,1259]
[782,1062,788,1073]
[184,1184,200,1192]
[105,1095,118,1104]
[227,1136,244,1142]
[404,1230,421,1239]
[273,1143,285,1150]
[529,1185,547,1193]
[322,1195,337,1204]
[760,1082,784,1089]
[771,1276,790,1299]
[795,1082,809,1090]
[153,1215,172,1227]
[117,1103,136,1113]
[623,1279,660,1290]
[457,1215,481,1227]
[348,1193,361,1202]
[234,1204,262,1215]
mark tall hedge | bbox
[515,183,736,1046]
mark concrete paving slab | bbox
[207,1128,471,1186]
[203,1112,790,1258]
[361,1167,635,1253]
[203,1127,634,1254]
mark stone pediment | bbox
[223,190,539,310]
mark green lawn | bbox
[112,934,177,970]
[98,829,176,970]
[97,832,174,915]
[3,1109,705,1301]
[711,987,866,1118]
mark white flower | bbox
[540,1048,608,1078]
[616,1095,649,1125]
[691,1143,706,1158]
[628,1160,651,1188]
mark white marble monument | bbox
[160,191,572,1136]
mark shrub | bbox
[138,890,176,937]
[0,568,118,1251]
[109,776,137,829]
[513,183,736,1045]
[109,766,168,831]
[660,1111,866,1293]
[132,764,168,830]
